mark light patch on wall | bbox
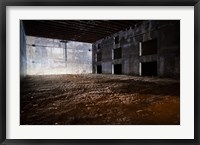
[26,36,92,75]
[66,41,92,74]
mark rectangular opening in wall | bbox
[97,52,102,62]
[141,39,157,56]
[114,64,122,74]
[97,65,102,74]
[141,61,157,76]
[114,47,122,59]
[115,36,119,44]
[97,44,101,50]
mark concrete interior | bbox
[20,20,180,125]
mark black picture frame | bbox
[0,0,199,144]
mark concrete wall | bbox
[66,41,92,74]
[93,20,180,78]
[26,36,92,75]
[20,21,27,79]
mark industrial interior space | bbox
[20,20,180,125]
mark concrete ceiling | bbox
[22,20,142,43]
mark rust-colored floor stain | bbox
[20,74,180,125]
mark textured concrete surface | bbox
[20,74,180,125]
[93,20,180,78]
[26,36,92,75]
[20,21,27,79]
[66,41,92,74]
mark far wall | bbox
[26,36,92,75]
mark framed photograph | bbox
[0,0,199,144]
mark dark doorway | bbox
[114,64,122,74]
[97,65,102,74]
[142,61,157,76]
